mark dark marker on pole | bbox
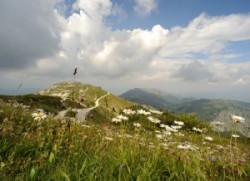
[73,67,77,82]
[73,67,77,76]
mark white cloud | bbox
[0,0,61,70]
[134,0,158,17]
[1,0,250,101]
[159,13,250,58]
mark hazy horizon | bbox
[1,81,250,103]
[1,0,250,103]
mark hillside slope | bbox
[0,82,135,121]
[120,88,250,137]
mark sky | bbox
[1,0,250,102]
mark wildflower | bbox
[174,120,184,126]
[162,131,171,136]
[177,144,190,150]
[137,109,151,115]
[205,136,213,141]
[117,115,129,121]
[160,124,165,128]
[192,127,203,133]
[82,125,90,128]
[165,125,178,132]
[147,116,161,124]
[232,134,240,138]
[120,163,126,169]
[32,112,46,121]
[112,118,122,123]
[123,109,136,115]
[133,123,141,127]
[209,156,215,162]
[177,143,199,151]
[175,133,184,137]
[231,114,245,123]
[171,125,182,130]
[105,137,113,141]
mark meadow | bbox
[0,94,250,180]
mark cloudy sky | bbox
[1,0,250,102]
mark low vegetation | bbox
[0,95,249,180]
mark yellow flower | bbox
[32,112,46,121]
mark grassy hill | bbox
[0,92,250,180]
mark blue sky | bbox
[109,0,250,28]
[0,0,250,102]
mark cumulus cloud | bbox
[172,60,213,81]
[159,13,250,58]
[134,0,158,17]
[0,0,61,70]
[1,0,250,100]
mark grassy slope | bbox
[1,82,250,180]
[0,99,250,180]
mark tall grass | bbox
[0,100,249,180]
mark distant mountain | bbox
[120,88,193,109]
[120,88,171,109]
[120,88,250,137]
[174,98,250,121]
[120,88,250,122]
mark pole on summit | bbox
[73,67,77,82]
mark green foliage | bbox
[0,94,65,114]
[0,91,250,180]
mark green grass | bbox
[0,97,250,180]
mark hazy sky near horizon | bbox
[1,0,250,102]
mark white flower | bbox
[32,112,46,121]
[231,114,245,123]
[105,137,113,141]
[123,109,136,115]
[232,134,240,138]
[162,131,172,136]
[205,136,213,141]
[171,125,182,130]
[133,123,141,127]
[160,124,166,128]
[149,109,163,115]
[175,133,184,137]
[147,116,161,124]
[165,125,178,132]
[174,120,184,126]
[112,118,122,123]
[137,109,151,115]
[82,125,90,128]
[177,143,199,151]
[117,115,129,121]
[193,127,203,133]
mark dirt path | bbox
[56,92,110,122]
